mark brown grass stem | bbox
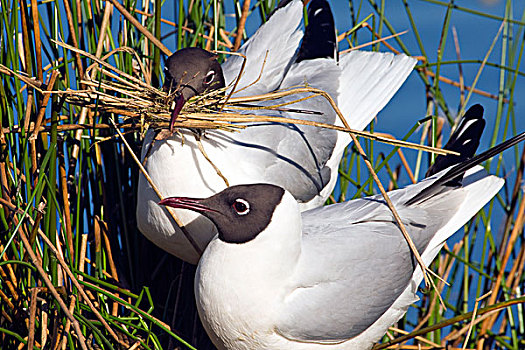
[29,71,59,141]
[302,86,433,290]
[373,296,525,349]
[341,30,408,54]
[108,0,171,56]
[234,0,251,51]
[16,222,88,350]
[36,228,128,347]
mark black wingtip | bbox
[407,131,525,206]
[442,131,525,183]
[296,0,337,63]
[426,104,486,178]
[465,103,484,118]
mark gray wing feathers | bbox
[224,59,341,202]
[280,58,341,105]
[276,181,465,342]
[221,0,303,96]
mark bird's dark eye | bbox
[232,198,250,216]
[204,70,215,85]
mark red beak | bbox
[159,196,218,214]
[170,93,186,132]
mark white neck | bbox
[195,191,303,349]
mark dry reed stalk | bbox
[196,137,230,186]
[462,291,493,350]
[108,0,171,56]
[0,56,457,158]
[480,190,525,333]
[3,263,18,296]
[424,70,507,103]
[501,145,525,252]
[30,0,43,83]
[100,221,120,316]
[18,0,32,78]
[16,221,88,350]
[30,71,59,141]
[62,0,85,83]
[340,30,408,53]
[0,266,17,303]
[82,258,115,279]
[220,28,234,48]
[0,288,14,309]
[58,139,73,260]
[411,241,461,337]
[59,295,77,350]
[375,132,416,183]
[387,327,441,348]
[36,228,128,347]
[28,203,45,248]
[452,27,466,106]
[370,23,408,57]
[134,8,232,49]
[27,288,39,350]
[40,299,47,348]
[280,86,434,291]
[373,297,525,350]
[22,94,33,132]
[234,0,251,51]
[443,311,496,343]
[78,234,88,283]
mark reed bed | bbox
[0,0,524,349]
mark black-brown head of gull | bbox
[163,47,225,129]
[159,184,285,244]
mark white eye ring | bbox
[232,198,250,216]
[204,70,215,84]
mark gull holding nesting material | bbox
[160,105,525,349]
[137,0,417,263]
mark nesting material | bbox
[0,41,456,157]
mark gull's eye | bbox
[204,70,215,85]
[232,198,250,216]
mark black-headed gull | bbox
[159,106,525,349]
[137,0,417,263]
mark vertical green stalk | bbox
[152,0,161,87]
[431,1,453,166]
[213,0,218,51]
[177,0,184,50]
[489,1,510,151]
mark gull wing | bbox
[337,51,417,132]
[221,0,303,96]
[218,58,340,202]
